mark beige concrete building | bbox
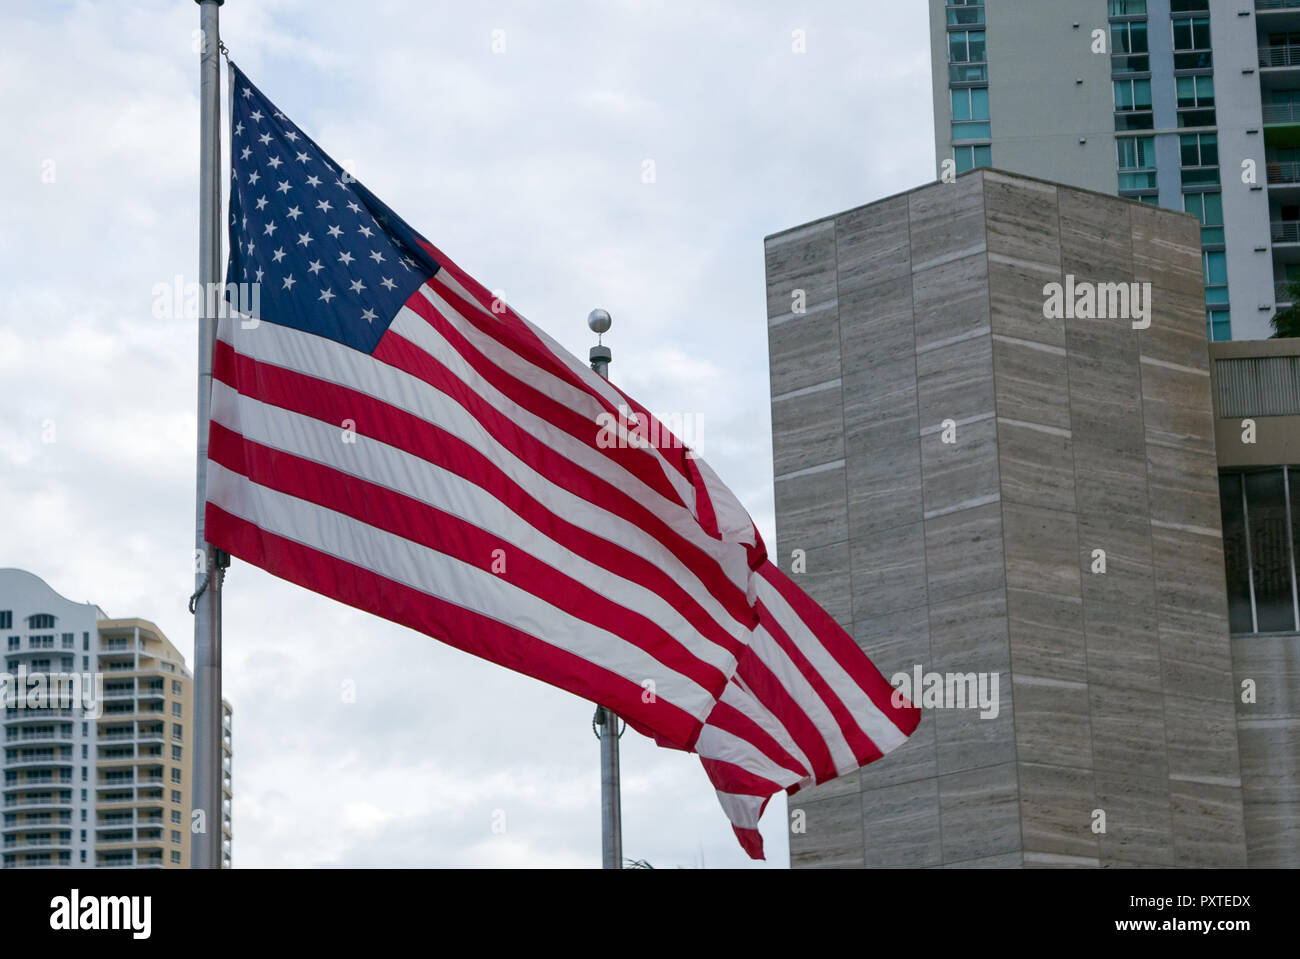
[1,569,232,868]
[765,168,1298,867]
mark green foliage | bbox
[1272,280,1300,339]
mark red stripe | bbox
[397,291,688,513]
[213,338,755,631]
[731,824,765,861]
[700,757,782,799]
[733,644,839,784]
[701,697,809,784]
[759,564,921,737]
[755,601,885,777]
[208,422,732,697]
[205,505,706,749]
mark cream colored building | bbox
[1,569,231,868]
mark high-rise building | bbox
[0,568,232,869]
[765,169,1300,867]
[928,0,1287,343]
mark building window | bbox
[0,612,9,630]
[171,809,182,825]
[1110,20,1149,73]
[946,0,984,27]
[27,614,55,629]
[172,745,182,762]
[1170,0,1208,11]
[1172,16,1212,70]
[1109,0,1146,14]
[948,29,987,83]
[1207,309,1231,342]
[171,680,182,695]
[1117,136,1157,191]
[1114,78,1153,130]
[172,723,183,741]
[82,633,88,651]
[1180,133,1219,184]
[1203,251,1228,306]
[172,701,182,717]
[953,144,992,174]
[1185,192,1224,246]
[1221,469,1300,634]
[171,789,182,804]
[170,768,182,784]
[1176,75,1215,128]
[171,829,182,844]
[951,86,990,140]
[61,633,73,649]
[6,637,17,651]
[171,850,182,865]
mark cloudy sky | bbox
[0,0,934,867]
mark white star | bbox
[298,232,313,247]
[240,147,252,160]
[286,205,303,220]
[335,178,348,190]
[316,199,333,213]
[282,274,296,290]
[347,201,362,214]
[338,251,355,265]
[327,224,343,239]
[241,215,248,230]
[254,267,264,283]
[276,180,292,194]
[259,132,273,146]
[380,276,396,290]
[306,174,322,188]
[358,225,373,238]
[284,130,300,142]
[361,308,378,323]
[233,121,244,136]
[267,156,283,169]
[248,171,261,184]
[296,151,311,164]
[319,288,335,303]
[245,239,255,255]
[242,87,252,99]
[250,109,263,123]
[349,279,366,294]
[254,195,269,210]
[272,247,286,263]
[369,250,385,264]
[274,110,286,120]
[263,221,277,236]
[307,259,324,275]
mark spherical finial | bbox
[587,309,612,335]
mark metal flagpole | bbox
[191,0,226,870]
[587,308,622,870]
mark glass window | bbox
[1108,0,1146,13]
[1246,471,1296,632]
[1185,192,1224,245]
[1172,17,1212,69]
[954,144,992,174]
[949,30,986,64]
[1170,0,1208,10]
[1203,251,1227,285]
[1177,74,1215,127]
[1117,136,1157,190]
[946,2,984,27]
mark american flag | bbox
[210,63,919,859]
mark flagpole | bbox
[191,0,226,870]
[588,308,622,870]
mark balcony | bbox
[1258,0,1300,10]
[1269,160,1300,185]
[1264,102,1300,125]
[1273,220,1300,243]
[1262,44,1300,68]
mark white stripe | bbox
[755,580,910,765]
[695,724,803,791]
[416,283,701,522]
[718,677,814,784]
[218,313,753,605]
[207,461,718,720]
[210,381,739,674]
[713,790,768,831]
